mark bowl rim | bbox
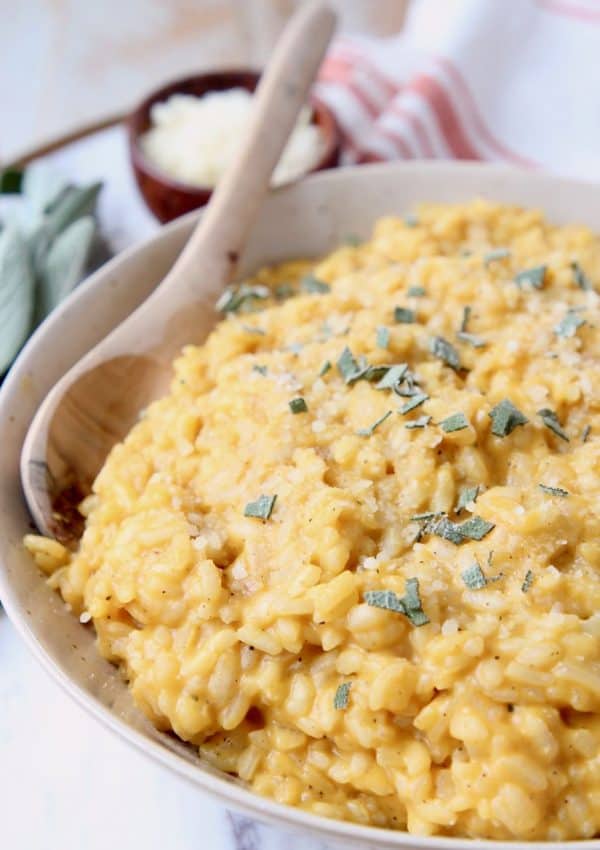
[2,159,600,849]
[127,68,341,198]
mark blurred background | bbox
[1,0,408,161]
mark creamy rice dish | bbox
[26,201,600,840]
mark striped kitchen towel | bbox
[316,0,600,179]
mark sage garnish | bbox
[289,397,308,414]
[582,424,591,443]
[522,570,534,593]
[408,285,426,297]
[515,265,546,290]
[356,409,392,437]
[411,511,440,522]
[399,392,428,414]
[318,360,331,377]
[242,325,265,335]
[394,306,415,324]
[404,213,419,227]
[537,408,569,441]
[216,283,269,313]
[459,516,495,540]
[344,234,362,247]
[440,412,469,433]
[0,165,103,375]
[430,336,461,371]
[489,399,528,437]
[456,485,479,513]
[376,326,390,349]
[484,247,511,266]
[334,682,351,710]
[460,306,471,333]
[275,282,294,300]
[252,364,267,376]
[337,346,361,383]
[244,494,277,520]
[0,227,35,374]
[36,217,95,322]
[405,415,431,429]
[301,274,330,294]
[375,363,408,391]
[364,577,429,626]
[0,167,23,194]
[539,483,569,497]
[554,309,585,339]
[572,261,593,292]
[461,563,488,590]
[430,514,495,544]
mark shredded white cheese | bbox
[140,89,325,188]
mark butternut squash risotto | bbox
[26,201,600,840]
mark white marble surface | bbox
[0,126,337,850]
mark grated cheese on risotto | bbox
[25,200,600,840]
[139,89,325,188]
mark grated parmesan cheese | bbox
[140,89,325,188]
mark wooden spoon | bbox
[21,0,336,542]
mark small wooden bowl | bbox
[127,70,341,223]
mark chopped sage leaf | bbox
[429,336,461,371]
[462,563,488,590]
[364,577,429,626]
[301,274,330,294]
[344,234,362,247]
[404,213,419,227]
[394,306,416,324]
[242,324,265,335]
[537,408,569,442]
[363,364,391,383]
[572,261,593,292]
[432,516,465,544]
[460,305,471,333]
[457,331,486,348]
[364,589,405,613]
[408,285,426,297]
[394,370,419,397]
[244,494,277,520]
[274,282,294,300]
[411,511,440,522]
[405,415,431,429]
[440,412,469,433]
[456,485,479,513]
[489,398,528,437]
[399,392,428,414]
[539,483,569,497]
[318,360,331,377]
[582,424,591,443]
[252,364,267,376]
[376,326,390,349]
[337,346,361,383]
[484,247,511,265]
[430,514,495,544]
[216,283,269,313]
[356,409,392,437]
[554,309,585,338]
[375,363,408,391]
[522,570,534,593]
[459,516,495,540]
[289,397,308,414]
[334,682,351,710]
[514,265,546,290]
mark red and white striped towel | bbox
[316,0,600,178]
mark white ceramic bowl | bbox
[1,162,599,850]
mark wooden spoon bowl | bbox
[127,69,341,223]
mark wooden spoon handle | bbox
[132,1,336,333]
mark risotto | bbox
[26,200,600,840]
